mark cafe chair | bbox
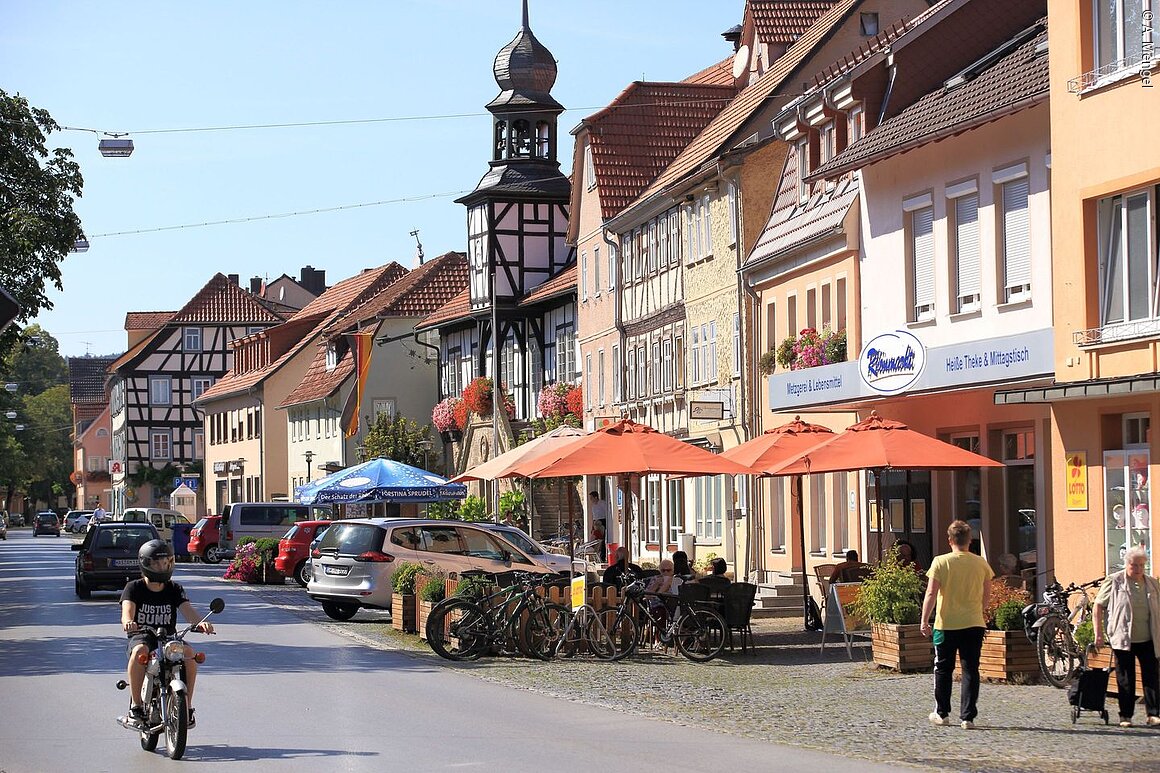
[814,563,837,618]
[723,582,758,653]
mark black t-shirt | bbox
[602,561,643,588]
[121,579,189,636]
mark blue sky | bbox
[3,1,742,358]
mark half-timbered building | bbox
[107,274,296,514]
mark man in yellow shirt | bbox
[920,520,993,729]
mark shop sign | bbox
[1066,451,1088,510]
[859,330,926,394]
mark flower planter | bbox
[955,630,1038,682]
[871,622,933,672]
[392,594,417,633]
[418,600,435,641]
[261,564,285,585]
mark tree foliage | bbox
[0,90,84,352]
[361,413,433,469]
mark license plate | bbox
[113,559,138,567]
[324,565,349,576]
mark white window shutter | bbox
[955,194,981,302]
[911,207,935,318]
[1003,178,1031,292]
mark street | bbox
[0,529,906,773]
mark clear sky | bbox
[3,1,742,358]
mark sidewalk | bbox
[248,580,1158,773]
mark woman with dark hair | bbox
[894,539,923,573]
[672,550,695,581]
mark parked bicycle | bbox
[1023,577,1103,688]
[425,570,570,662]
[596,573,727,662]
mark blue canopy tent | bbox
[295,458,467,505]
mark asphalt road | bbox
[0,528,909,773]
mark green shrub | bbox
[693,552,719,575]
[253,537,280,561]
[1074,619,1095,649]
[994,599,1026,632]
[237,536,257,548]
[457,495,489,522]
[391,561,424,595]
[454,574,491,599]
[419,572,446,602]
[853,548,924,624]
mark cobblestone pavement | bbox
[235,577,1160,773]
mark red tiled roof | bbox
[278,340,354,409]
[682,57,735,87]
[634,0,862,205]
[68,356,117,403]
[124,311,175,330]
[583,81,737,220]
[169,273,291,325]
[417,288,471,331]
[520,264,577,307]
[195,312,329,403]
[332,252,468,331]
[813,18,1049,179]
[751,1,839,43]
[293,263,407,320]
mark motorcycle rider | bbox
[120,539,215,730]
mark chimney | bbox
[228,273,240,286]
[249,276,263,294]
[299,266,327,296]
[722,24,742,52]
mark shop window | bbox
[1104,449,1152,574]
[1003,429,1037,560]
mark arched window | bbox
[494,121,507,159]
[535,121,550,158]
[512,120,532,157]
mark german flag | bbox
[341,331,375,438]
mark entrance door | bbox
[870,470,932,569]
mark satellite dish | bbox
[731,45,750,80]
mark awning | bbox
[994,373,1160,405]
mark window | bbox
[796,140,809,202]
[732,312,741,377]
[585,354,593,409]
[806,287,817,330]
[637,345,647,397]
[999,172,1031,302]
[597,349,605,407]
[684,204,697,265]
[667,478,685,544]
[621,234,633,285]
[593,246,601,294]
[608,244,616,290]
[1099,186,1157,326]
[150,430,172,461]
[581,251,589,301]
[634,228,644,279]
[652,340,661,394]
[658,216,669,268]
[693,474,725,540]
[832,472,849,551]
[836,278,847,334]
[326,344,337,372]
[765,302,777,352]
[820,122,836,165]
[949,182,981,312]
[770,476,786,550]
[626,348,636,400]
[905,196,935,322]
[727,180,739,246]
[691,326,701,384]
[1094,0,1148,73]
[372,399,396,424]
[194,430,204,461]
[787,294,798,337]
[674,335,685,390]
[648,220,658,273]
[192,377,213,400]
[860,11,879,36]
[669,210,682,265]
[662,338,674,391]
[584,142,595,190]
[811,473,828,553]
[1126,412,1152,445]
[183,327,202,352]
[557,324,577,381]
[149,376,172,406]
[699,195,713,258]
[848,106,864,144]
[612,344,621,402]
[821,283,832,330]
[646,476,661,543]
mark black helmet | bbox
[139,539,174,582]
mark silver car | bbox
[481,523,580,574]
[306,518,553,621]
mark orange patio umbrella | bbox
[769,411,1004,572]
[721,417,837,631]
[502,419,755,559]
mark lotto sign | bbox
[1066,451,1088,511]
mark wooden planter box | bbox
[417,600,435,641]
[871,622,933,672]
[1088,647,1144,696]
[391,594,417,633]
[955,630,1038,682]
[261,564,285,585]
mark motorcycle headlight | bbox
[163,640,185,662]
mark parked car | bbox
[274,520,332,588]
[72,521,161,598]
[121,507,192,543]
[187,516,223,564]
[33,512,61,537]
[0,518,6,540]
[64,510,94,532]
[219,502,331,558]
[306,518,554,621]
[8,512,25,527]
[481,523,579,574]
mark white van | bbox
[219,502,331,557]
[121,507,192,543]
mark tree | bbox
[0,90,84,351]
[20,383,73,506]
[361,413,434,469]
[4,324,67,394]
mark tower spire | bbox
[522,0,529,30]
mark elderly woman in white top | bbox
[1093,546,1160,727]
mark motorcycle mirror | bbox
[209,598,225,614]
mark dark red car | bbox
[188,515,223,564]
[275,520,331,587]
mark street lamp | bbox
[71,238,90,253]
[4,384,16,392]
[416,439,432,472]
[98,137,134,157]
[4,411,15,420]
[304,450,315,482]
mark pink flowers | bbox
[432,397,462,432]
[223,543,261,583]
[776,327,848,371]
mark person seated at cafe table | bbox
[602,547,642,588]
[696,558,731,601]
[672,550,696,581]
[829,550,871,583]
[894,539,924,573]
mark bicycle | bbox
[596,574,728,662]
[425,570,570,662]
[1024,577,1103,689]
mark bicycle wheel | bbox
[596,606,640,661]
[583,608,617,661]
[675,608,727,662]
[515,602,571,660]
[1037,615,1077,689]
[426,599,490,661]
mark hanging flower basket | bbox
[432,397,462,433]
[462,377,494,415]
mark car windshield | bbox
[93,527,154,552]
[495,528,541,556]
[319,523,383,555]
